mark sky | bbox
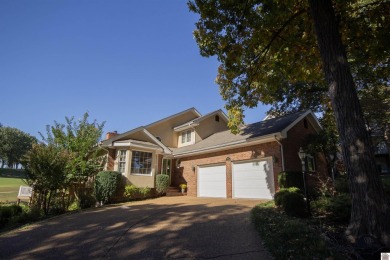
[0,0,269,139]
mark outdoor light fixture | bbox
[226,157,231,161]
[191,165,196,172]
[298,147,306,162]
[298,147,311,215]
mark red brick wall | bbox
[174,142,282,197]
[107,149,116,171]
[282,117,328,178]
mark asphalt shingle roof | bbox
[172,111,308,155]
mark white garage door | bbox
[232,159,275,199]
[198,165,226,198]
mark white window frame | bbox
[118,150,127,173]
[130,150,153,176]
[179,129,195,147]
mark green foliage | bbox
[282,191,307,218]
[278,172,304,190]
[22,144,69,215]
[138,187,151,197]
[124,185,151,200]
[124,185,138,198]
[0,203,41,229]
[251,202,333,259]
[40,112,106,198]
[95,171,121,204]
[156,174,170,194]
[68,201,80,211]
[311,193,351,224]
[189,0,389,128]
[334,175,349,193]
[274,187,301,206]
[275,187,307,218]
[0,126,36,168]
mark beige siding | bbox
[195,116,229,142]
[146,113,199,148]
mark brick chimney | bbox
[105,131,118,140]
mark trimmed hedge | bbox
[274,187,307,217]
[156,174,170,194]
[95,171,121,204]
[124,185,151,200]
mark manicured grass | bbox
[0,169,28,203]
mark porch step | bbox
[166,186,186,197]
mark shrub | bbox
[251,202,333,259]
[0,205,23,226]
[156,174,170,194]
[274,187,307,217]
[138,187,151,197]
[278,171,304,190]
[311,193,351,223]
[124,185,138,198]
[95,171,121,204]
[334,175,349,193]
[282,192,307,218]
[124,185,151,200]
[274,187,301,207]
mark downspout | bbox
[274,136,285,171]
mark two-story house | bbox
[100,108,325,199]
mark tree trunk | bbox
[308,0,390,247]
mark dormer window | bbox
[181,130,192,144]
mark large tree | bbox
[0,126,37,168]
[189,0,390,246]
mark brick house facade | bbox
[101,108,327,199]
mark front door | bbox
[161,159,172,185]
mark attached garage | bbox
[197,165,226,198]
[232,159,275,199]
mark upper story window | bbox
[178,129,195,147]
[118,150,127,173]
[181,130,192,144]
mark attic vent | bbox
[215,115,220,122]
[304,118,308,129]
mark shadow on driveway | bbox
[0,197,271,259]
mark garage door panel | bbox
[233,159,275,199]
[198,165,226,198]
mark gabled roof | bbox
[101,107,201,153]
[172,110,321,156]
[173,109,228,132]
[100,127,171,153]
[145,107,201,129]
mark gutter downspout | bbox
[275,136,285,171]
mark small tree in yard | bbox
[22,144,69,215]
[41,112,105,205]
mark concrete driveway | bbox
[0,196,271,259]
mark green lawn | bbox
[0,169,28,203]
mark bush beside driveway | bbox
[0,197,272,259]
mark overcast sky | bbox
[0,0,269,138]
